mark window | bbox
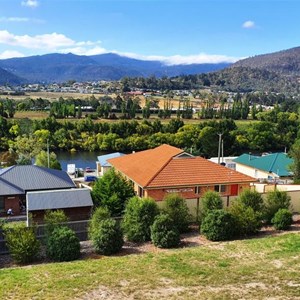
[138,186,144,198]
[214,185,226,193]
[195,186,200,194]
[0,196,4,212]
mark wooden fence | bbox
[0,219,90,255]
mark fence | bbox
[0,219,90,255]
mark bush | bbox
[201,210,237,241]
[3,222,40,264]
[46,226,80,262]
[88,206,111,240]
[271,208,293,230]
[200,191,223,218]
[122,197,159,242]
[150,214,180,248]
[229,201,262,236]
[238,189,264,212]
[163,193,191,233]
[44,210,69,238]
[264,190,291,223]
[91,218,124,255]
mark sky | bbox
[0,0,299,65]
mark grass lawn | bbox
[0,233,300,299]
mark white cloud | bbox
[0,17,30,22]
[112,51,240,65]
[0,50,25,59]
[21,0,39,8]
[0,17,44,23]
[0,30,75,49]
[0,30,241,64]
[242,20,255,29]
[0,30,102,51]
[60,46,107,56]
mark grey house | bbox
[0,165,75,216]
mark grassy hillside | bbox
[1,233,300,299]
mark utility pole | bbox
[217,133,223,164]
[47,139,50,168]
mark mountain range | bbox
[0,53,229,85]
[1,47,300,95]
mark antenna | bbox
[217,133,223,164]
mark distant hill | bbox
[0,52,230,84]
[232,46,300,76]
[0,67,25,85]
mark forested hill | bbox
[0,67,25,85]
[0,52,229,84]
[232,46,300,76]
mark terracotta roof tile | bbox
[109,144,256,188]
[108,144,183,186]
[148,156,256,188]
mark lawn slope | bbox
[0,233,300,299]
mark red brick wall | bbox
[4,196,21,215]
[30,207,92,224]
[145,183,251,201]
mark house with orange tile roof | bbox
[108,144,256,216]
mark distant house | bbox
[209,156,238,170]
[233,153,293,182]
[0,165,75,217]
[108,144,256,216]
[96,152,125,176]
[26,188,93,224]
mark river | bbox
[56,151,105,171]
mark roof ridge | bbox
[0,177,25,193]
[146,149,185,186]
[268,152,279,173]
[0,165,15,176]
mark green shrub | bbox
[201,210,237,241]
[200,191,223,217]
[44,210,69,237]
[150,214,180,248]
[163,193,191,233]
[271,208,293,230]
[122,196,159,242]
[91,218,124,255]
[238,189,264,212]
[229,201,262,236]
[264,190,291,223]
[46,226,80,262]
[3,222,40,264]
[88,206,111,240]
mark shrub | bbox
[200,191,223,218]
[88,206,111,240]
[264,190,291,223]
[91,218,123,255]
[44,210,69,237]
[122,197,159,242]
[3,222,40,264]
[163,193,191,233]
[238,189,264,212]
[150,214,180,248]
[229,201,262,236]
[201,210,237,241]
[46,226,80,262]
[271,208,293,230]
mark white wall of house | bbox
[235,163,276,180]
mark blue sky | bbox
[0,0,299,64]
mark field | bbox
[1,232,300,299]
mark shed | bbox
[96,152,125,176]
[26,188,93,224]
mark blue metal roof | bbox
[97,152,125,167]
